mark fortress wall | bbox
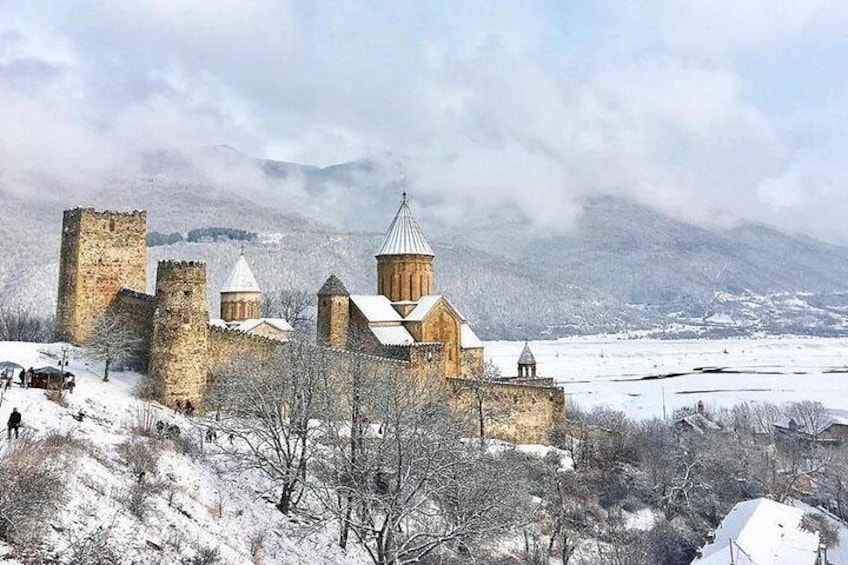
[447,378,565,444]
[113,289,155,368]
[206,326,280,374]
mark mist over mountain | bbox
[2,150,848,339]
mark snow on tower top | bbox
[376,193,435,257]
[518,342,536,365]
[221,253,261,293]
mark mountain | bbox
[2,150,848,339]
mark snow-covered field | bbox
[486,336,848,419]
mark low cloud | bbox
[2,1,847,241]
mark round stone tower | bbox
[220,252,261,323]
[376,193,435,303]
[148,261,209,408]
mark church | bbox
[317,194,484,379]
[209,252,293,342]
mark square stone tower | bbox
[55,208,147,344]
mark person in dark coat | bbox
[18,369,25,386]
[183,400,195,417]
[174,399,183,413]
[7,408,21,439]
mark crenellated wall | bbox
[207,325,279,374]
[56,208,147,344]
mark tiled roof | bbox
[518,342,536,365]
[221,254,260,293]
[376,196,434,257]
[318,274,350,296]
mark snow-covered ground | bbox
[0,341,364,564]
[486,336,848,419]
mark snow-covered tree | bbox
[85,311,141,382]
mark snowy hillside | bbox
[4,155,848,338]
[0,341,365,564]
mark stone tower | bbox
[376,193,434,303]
[518,342,537,377]
[220,252,261,323]
[148,261,208,407]
[317,274,350,348]
[56,208,147,344]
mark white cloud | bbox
[1,1,847,242]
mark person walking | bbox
[7,408,21,439]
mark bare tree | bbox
[211,340,332,514]
[85,310,142,381]
[463,356,510,440]
[313,360,529,565]
[0,304,53,342]
[261,289,315,334]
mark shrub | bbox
[0,435,73,549]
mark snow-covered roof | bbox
[518,342,536,365]
[692,498,820,565]
[209,318,228,328]
[405,295,442,322]
[237,318,294,333]
[370,325,415,346]
[675,413,721,435]
[350,295,403,323]
[376,196,435,257]
[461,323,483,349]
[318,274,349,297]
[221,254,261,293]
[405,295,466,323]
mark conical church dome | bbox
[221,254,260,294]
[376,193,434,257]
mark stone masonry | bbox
[55,209,147,344]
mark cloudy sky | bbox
[2,1,847,241]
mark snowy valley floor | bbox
[486,335,848,419]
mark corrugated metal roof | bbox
[376,196,435,257]
[518,342,536,365]
[221,255,261,293]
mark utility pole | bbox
[60,346,69,375]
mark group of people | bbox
[0,368,26,390]
[173,399,195,417]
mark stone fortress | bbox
[55,197,564,443]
